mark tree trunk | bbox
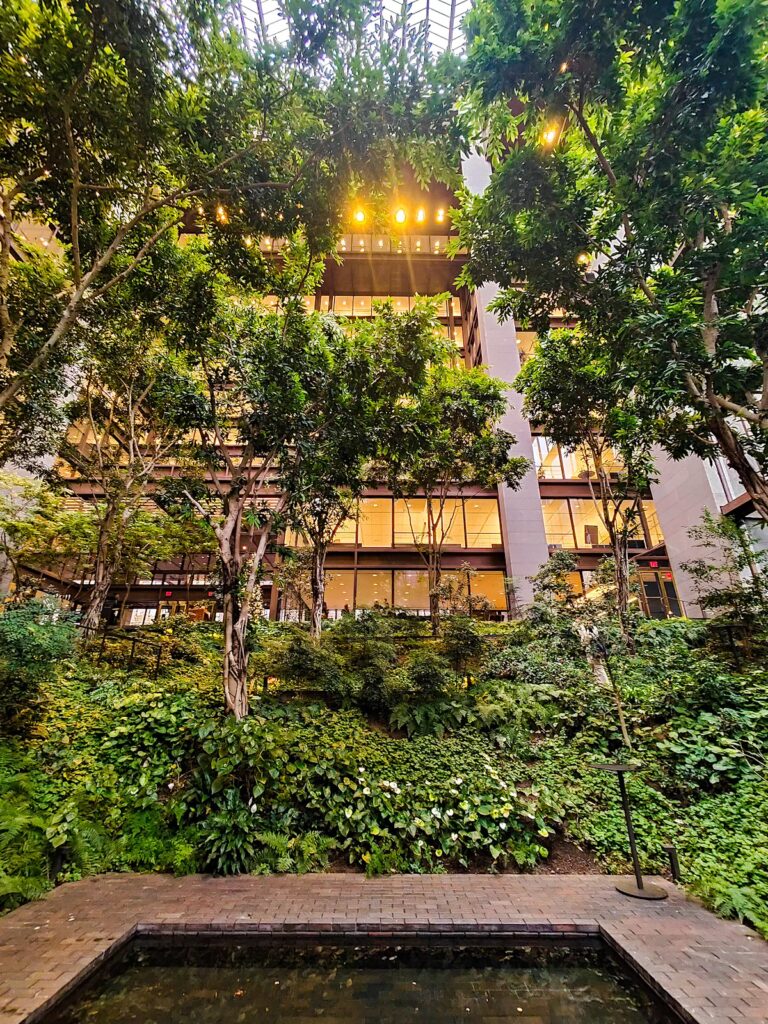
[577,625,632,749]
[611,532,636,654]
[221,555,250,719]
[80,570,112,632]
[707,415,768,522]
[428,565,441,636]
[309,543,327,640]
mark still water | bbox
[44,943,676,1023]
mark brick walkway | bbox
[0,874,766,1024]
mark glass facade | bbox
[532,436,625,480]
[304,568,508,615]
[287,496,503,550]
[541,497,663,550]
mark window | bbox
[356,570,392,609]
[542,498,574,548]
[394,498,428,545]
[358,498,392,547]
[532,436,563,479]
[642,500,664,546]
[471,571,507,610]
[464,498,502,547]
[440,498,464,546]
[331,515,357,545]
[324,571,354,611]
[334,295,353,314]
[569,498,610,547]
[353,295,372,317]
[394,570,430,611]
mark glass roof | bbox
[237,0,472,54]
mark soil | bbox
[532,838,604,875]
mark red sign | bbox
[164,590,173,597]
[649,560,659,568]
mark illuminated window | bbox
[353,295,372,317]
[471,571,507,610]
[358,498,393,547]
[356,570,392,609]
[450,295,461,318]
[331,515,357,545]
[440,498,465,546]
[542,498,574,548]
[334,295,353,314]
[569,498,610,547]
[301,296,315,312]
[532,436,563,479]
[464,498,502,547]
[642,500,664,546]
[394,570,430,610]
[325,571,354,611]
[394,498,428,545]
[319,296,331,312]
[285,527,309,548]
[391,296,410,312]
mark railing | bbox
[78,625,167,678]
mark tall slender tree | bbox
[456,0,768,518]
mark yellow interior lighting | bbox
[416,207,426,223]
[216,204,228,224]
[577,252,591,265]
[436,208,445,223]
[394,208,407,224]
[542,125,559,146]
[354,208,365,223]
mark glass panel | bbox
[325,571,354,612]
[532,436,563,480]
[570,498,610,547]
[642,500,664,546]
[394,498,428,545]
[372,235,390,253]
[319,295,331,312]
[351,234,369,254]
[391,296,410,313]
[285,527,308,548]
[394,570,430,610]
[663,574,682,616]
[353,295,372,317]
[355,570,392,609]
[560,447,594,480]
[262,294,279,311]
[334,295,353,315]
[411,235,429,254]
[541,498,575,548]
[331,515,357,545]
[453,325,464,347]
[338,235,351,254]
[358,498,393,547]
[440,498,465,546]
[301,295,315,312]
[464,498,502,547]
[471,571,507,611]
[450,295,461,318]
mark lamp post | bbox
[590,763,668,900]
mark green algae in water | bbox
[44,943,677,1023]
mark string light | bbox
[216,204,228,224]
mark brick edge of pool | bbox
[0,874,766,1024]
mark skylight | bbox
[236,0,472,54]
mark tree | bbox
[381,362,528,633]
[516,327,654,649]
[682,510,768,623]
[59,303,207,629]
[1,0,461,462]
[457,0,768,518]
[282,300,448,638]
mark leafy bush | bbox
[0,599,77,730]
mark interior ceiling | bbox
[237,1,472,54]
[321,252,466,296]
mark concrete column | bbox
[462,151,549,609]
[650,451,732,617]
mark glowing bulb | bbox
[542,126,558,145]
[560,61,569,72]
[436,208,445,223]
[416,207,426,223]
[216,204,228,224]
[354,208,365,223]
[244,236,253,247]
[378,239,384,247]
[577,252,590,265]
[395,208,406,224]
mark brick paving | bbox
[0,873,766,1024]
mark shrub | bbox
[0,599,77,730]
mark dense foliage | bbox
[1,607,766,937]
